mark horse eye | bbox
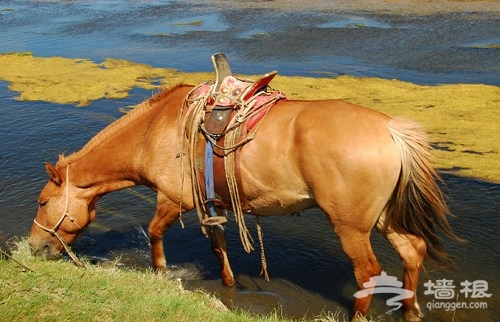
[38,199,48,207]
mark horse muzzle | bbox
[28,234,63,260]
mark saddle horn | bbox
[211,53,232,92]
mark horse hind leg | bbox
[378,220,426,321]
[336,227,382,319]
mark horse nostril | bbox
[28,239,49,257]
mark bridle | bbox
[33,164,85,267]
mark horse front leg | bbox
[149,195,235,286]
[148,199,180,272]
[208,225,235,286]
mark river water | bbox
[0,1,498,321]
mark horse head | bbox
[29,161,96,262]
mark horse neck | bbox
[61,85,192,198]
[65,132,146,198]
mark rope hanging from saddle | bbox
[182,76,285,252]
[178,55,286,269]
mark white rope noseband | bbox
[33,164,85,267]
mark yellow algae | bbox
[0,53,193,106]
[0,53,498,182]
[0,53,212,106]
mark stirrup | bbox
[202,216,228,227]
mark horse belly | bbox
[239,150,316,215]
[238,140,316,215]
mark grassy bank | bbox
[1,240,357,322]
[0,240,285,321]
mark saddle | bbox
[193,55,282,140]
[182,53,286,252]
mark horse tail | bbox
[385,117,459,267]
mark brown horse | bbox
[29,83,456,321]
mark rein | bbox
[33,164,85,267]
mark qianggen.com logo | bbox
[353,272,491,315]
[424,278,491,311]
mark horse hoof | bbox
[404,312,424,322]
[222,275,235,287]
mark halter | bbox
[33,164,85,267]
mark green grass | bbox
[1,239,368,322]
[0,240,268,321]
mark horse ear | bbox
[44,162,62,186]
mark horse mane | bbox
[60,84,187,165]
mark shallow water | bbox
[1,1,499,84]
[0,1,499,321]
